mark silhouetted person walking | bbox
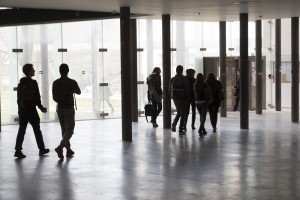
[194,73,210,136]
[53,64,81,159]
[206,73,223,132]
[170,65,190,135]
[185,68,196,130]
[14,64,49,158]
[232,70,240,111]
[147,67,163,127]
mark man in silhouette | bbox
[53,63,81,159]
[170,65,190,135]
[14,63,49,158]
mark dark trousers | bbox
[208,102,220,129]
[57,108,75,148]
[186,99,196,128]
[151,101,162,123]
[172,99,188,131]
[15,108,45,151]
[233,97,240,111]
[196,103,208,131]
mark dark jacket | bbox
[169,74,190,100]
[147,73,162,95]
[17,77,43,111]
[52,76,81,109]
[206,79,223,103]
[194,83,209,102]
[185,75,196,100]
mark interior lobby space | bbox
[1,109,299,200]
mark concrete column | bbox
[291,17,299,122]
[219,21,227,117]
[120,7,132,141]
[131,19,138,122]
[162,14,171,129]
[256,20,263,114]
[240,13,249,129]
[275,19,281,111]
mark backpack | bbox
[18,82,36,108]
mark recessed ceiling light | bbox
[0,7,12,9]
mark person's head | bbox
[176,65,184,75]
[206,73,216,80]
[186,68,195,77]
[196,73,205,83]
[152,67,161,75]
[59,63,69,76]
[22,63,35,77]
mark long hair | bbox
[152,67,161,75]
[194,73,205,94]
[206,73,216,81]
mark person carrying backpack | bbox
[146,67,163,127]
[53,63,81,159]
[14,63,49,158]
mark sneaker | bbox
[39,148,50,155]
[151,120,158,128]
[179,129,186,135]
[55,147,64,159]
[66,149,75,157]
[171,126,176,132]
[14,151,26,158]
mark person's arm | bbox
[157,76,163,95]
[52,81,58,103]
[34,80,47,112]
[73,80,81,95]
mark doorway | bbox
[203,56,266,111]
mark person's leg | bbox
[191,100,196,129]
[57,109,70,147]
[60,109,75,149]
[105,98,114,113]
[212,103,220,131]
[208,104,214,128]
[233,97,240,111]
[14,113,29,158]
[151,101,158,122]
[28,109,46,150]
[172,100,180,131]
[185,101,191,130]
[179,100,188,133]
[199,103,208,135]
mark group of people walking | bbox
[14,63,81,159]
[147,65,224,137]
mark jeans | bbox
[186,99,196,128]
[208,102,220,129]
[151,101,162,123]
[57,108,75,148]
[15,108,45,151]
[172,99,188,131]
[196,103,208,131]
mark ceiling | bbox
[1,0,300,22]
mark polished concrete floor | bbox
[0,110,300,200]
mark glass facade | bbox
[0,18,297,125]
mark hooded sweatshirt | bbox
[17,77,43,110]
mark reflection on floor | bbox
[0,109,300,200]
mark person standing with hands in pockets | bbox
[53,63,81,159]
